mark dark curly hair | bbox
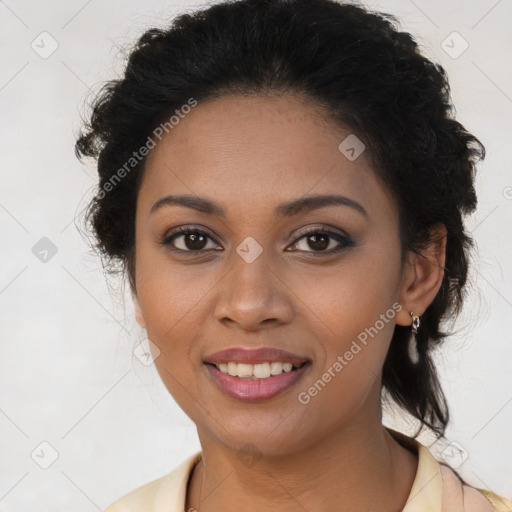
[75,0,485,441]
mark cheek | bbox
[297,245,401,336]
[296,248,401,397]
[134,256,211,382]
[139,276,212,418]
[136,243,218,335]
[295,295,397,429]
[138,281,208,369]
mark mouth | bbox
[202,346,311,401]
[203,357,311,402]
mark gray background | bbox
[1,0,511,510]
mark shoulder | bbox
[439,462,512,512]
[476,489,512,512]
[387,428,512,512]
[104,473,170,512]
[104,451,202,512]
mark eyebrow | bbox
[150,193,368,219]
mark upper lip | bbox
[203,347,310,366]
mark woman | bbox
[75,0,512,510]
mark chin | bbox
[201,419,312,459]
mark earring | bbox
[408,312,421,364]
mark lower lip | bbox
[204,363,310,402]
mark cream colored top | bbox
[104,434,512,511]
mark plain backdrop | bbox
[0,0,511,510]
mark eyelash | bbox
[160,225,355,256]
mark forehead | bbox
[139,94,393,221]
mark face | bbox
[131,93,414,456]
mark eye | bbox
[160,226,221,252]
[160,225,355,255]
[288,227,355,255]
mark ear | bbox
[395,223,447,327]
[131,288,146,329]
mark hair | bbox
[75,0,485,441]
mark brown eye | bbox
[289,228,355,255]
[162,227,220,252]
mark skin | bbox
[130,93,447,511]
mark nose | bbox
[212,248,294,331]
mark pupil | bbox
[308,233,328,251]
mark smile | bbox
[204,361,311,402]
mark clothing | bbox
[104,430,512,511]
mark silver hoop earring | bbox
[408,312,421,364]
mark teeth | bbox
[254,362,271,378]
[227,362,237,376]
[270,361,286,375]
[237,363,253,378]
[215,361,299,379]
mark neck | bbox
[186,421,418,512]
